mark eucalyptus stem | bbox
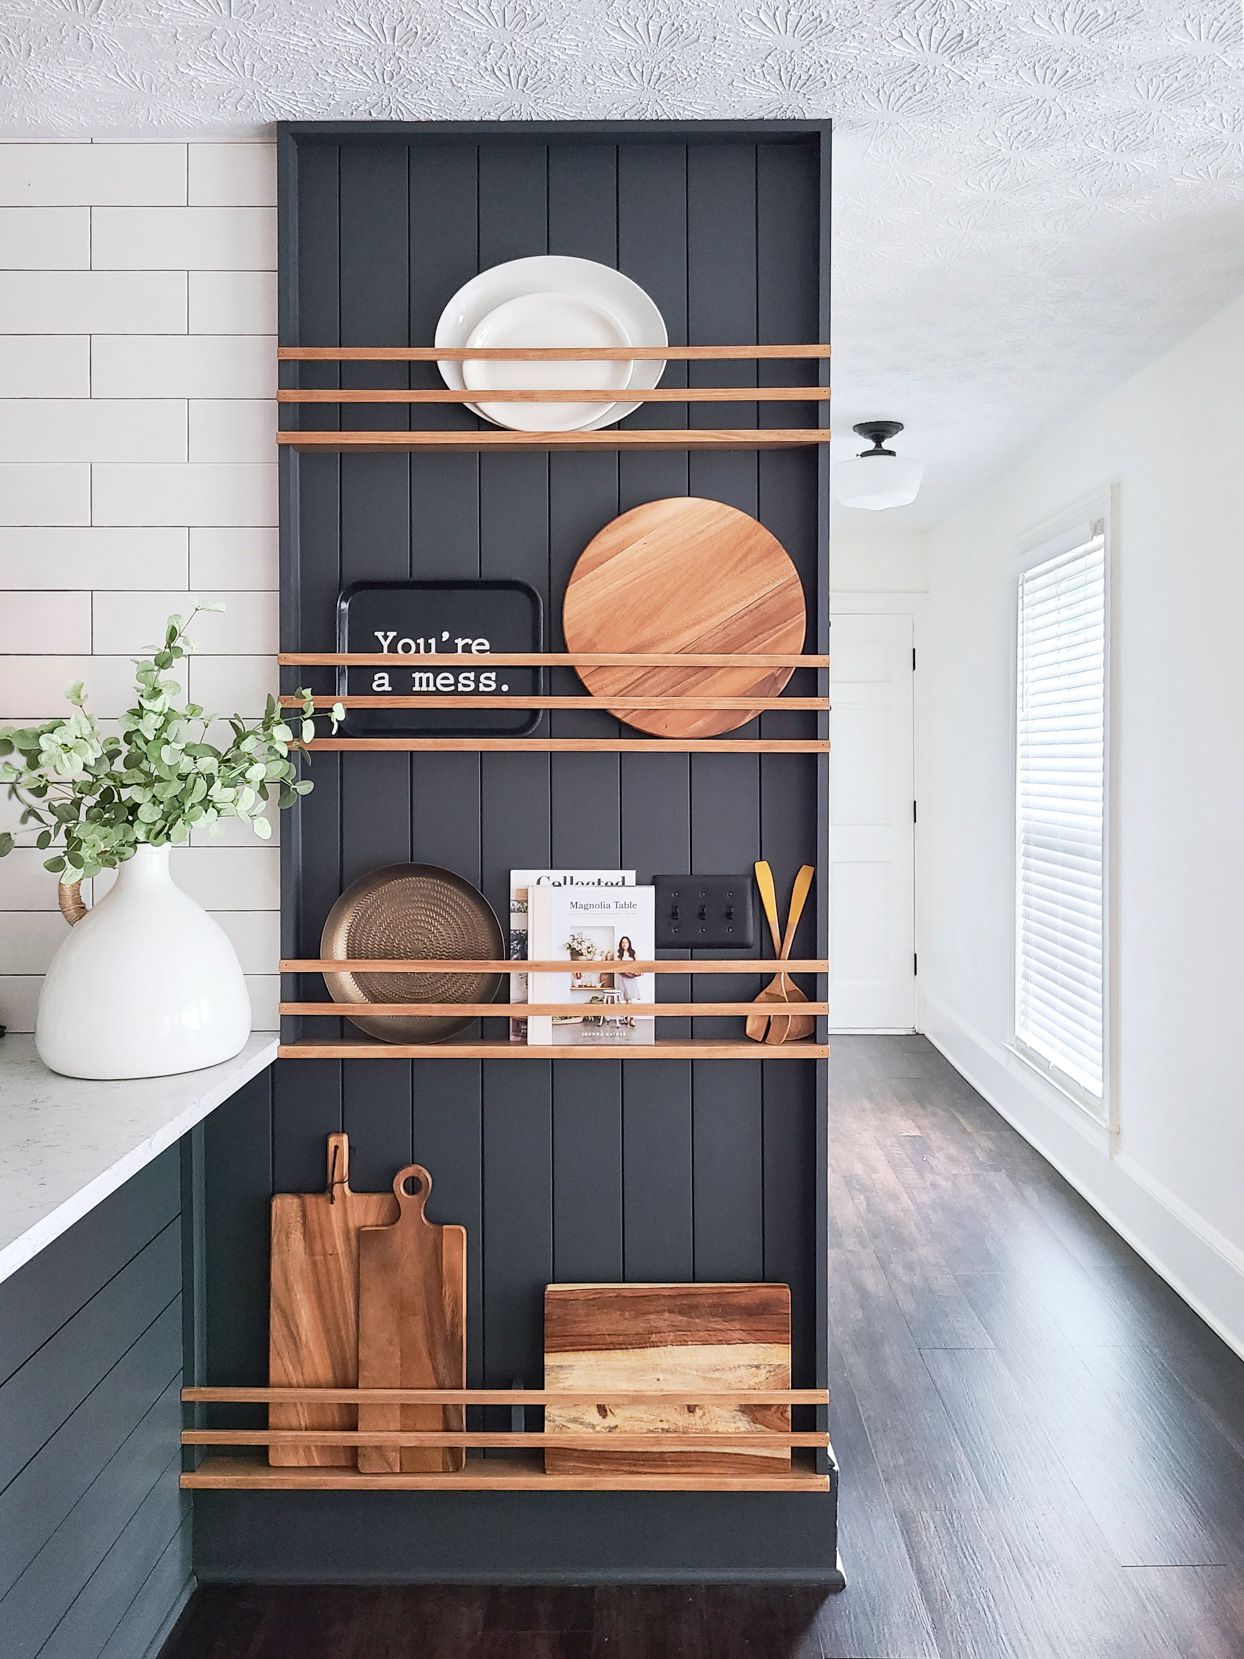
[0,605,343,884]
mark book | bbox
[508,869,635,1040]
[527,884,656,1047]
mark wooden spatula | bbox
[765,864,816,1044]
[746,861,786,1042]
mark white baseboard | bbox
[921,992,1244,1362]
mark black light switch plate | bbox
[653,875,755,950]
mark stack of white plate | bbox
[435,256,667,432]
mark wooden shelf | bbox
[280,652,828,668]
[302,737,828,753]
[279,345,830,362]
[181,1451,830,1492]
[280,1002,828,1019]
[283,694,828,711]
[182,1385,832,1491]
[186,1430,825,1450]
[277,1038,829,1061]
[281,959,827,975]
[280,386,829,405]
[185,1386,828,1406]
[280,429,830,453]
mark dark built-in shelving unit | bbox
[189,119,838,1586]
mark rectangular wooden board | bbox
[543,1282,791,1475]
[268,1134,397,1468]
[356,1166,467,1474]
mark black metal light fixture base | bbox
[852,420,904,457]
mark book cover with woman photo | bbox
[526,885,655,1046]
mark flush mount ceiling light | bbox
[832,420,925,511]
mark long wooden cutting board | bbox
[544,1282,791,1475]
[268,1132,397,1468]
[356,1163,467,1474]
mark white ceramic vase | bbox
[35,844,252,1080]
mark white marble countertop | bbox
[0,1033,277,1285]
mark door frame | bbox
[829,589,926,1033]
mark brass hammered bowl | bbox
[320,863,504,1042]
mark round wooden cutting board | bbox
[562,497,807,737]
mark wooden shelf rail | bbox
[280,386,829,404]
[281,1002,829,1019]
[281,959,827,975]
[184,1387,828,1405]
[280,652,828,667]
[283,694,828,711]
[281,430,829,452]
[187,1430,826,1450]
[298,738,825,755]
[279,345,830,362]
[277,1038,829,1060]
[181,1451,829,1492]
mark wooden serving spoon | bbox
[746,861,786,1042]
[765,864,816,1044]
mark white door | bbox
[829,612,916,1031]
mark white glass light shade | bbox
[832,453,925,511]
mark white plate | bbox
[435,255,667,431]
[463,292,632,432]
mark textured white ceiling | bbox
[4,0,1244,525]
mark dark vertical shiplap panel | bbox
[271,1059,339,1194]
[616,143,695,1281]
[756,140,822,1381]
[813,130,833,1452]
[477,143,554,1400]
[286,139,342,1046]
[686,143,763,1282]
[405,140,487,1381]
[546,143,624,1283]
[337,142,416,1174]
[204,1069,272,1430]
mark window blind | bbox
[1015,530,1106,1107]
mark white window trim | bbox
[1008,486,1116,1132]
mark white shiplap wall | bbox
[0,141,280,1032]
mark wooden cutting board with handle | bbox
[268,1132,397,1468]
[356,1163,467,1474]
[562,497,807,738]
[544,1282,791,1475]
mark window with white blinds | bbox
[1014,527,1107,1112]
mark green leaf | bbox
[43,854,65,873]
[0,831,14,857]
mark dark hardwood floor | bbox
[162,1037,1244,1659]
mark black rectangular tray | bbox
[336,578,543,737]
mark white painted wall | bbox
[830,521,929,598]
[922,287,1244,1356]
[0,141,280,1032]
